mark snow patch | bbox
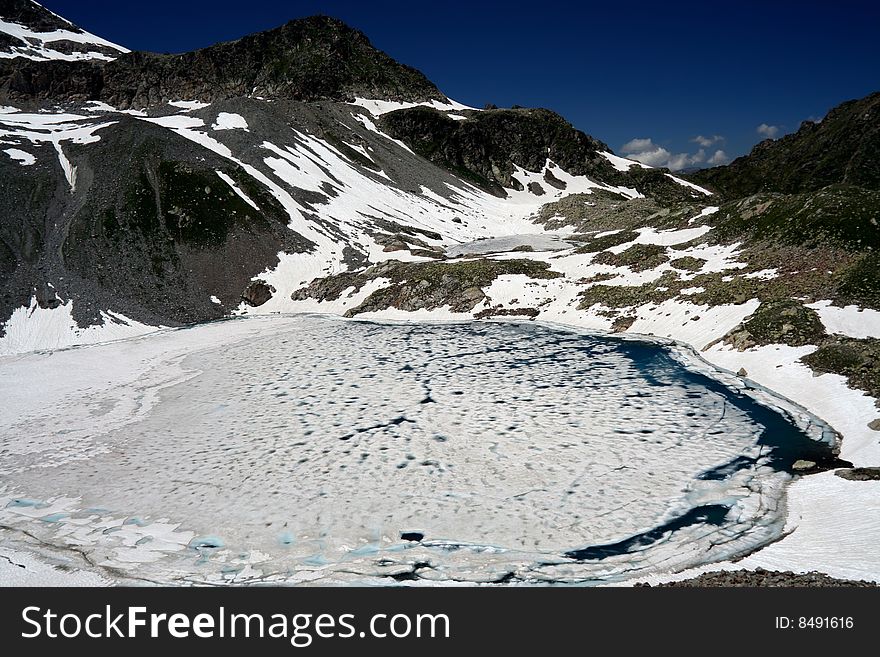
[0,297,160,357]
[350,97,476,116]
[665,173,713,196]
[3,148,35,165]
[169,100,210,111]
[212,112,249,131]
[215,170,259,210]
[599,151,646,172]
[807,300,880,340]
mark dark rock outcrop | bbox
[378,106,699,202]
[835,467,880,481]
[241,280,275,307]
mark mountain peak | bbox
[0,10,444,106]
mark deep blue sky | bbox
[41,0,880,168]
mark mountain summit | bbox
[1,11,446,107]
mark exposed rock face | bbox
[241,280,275,307]
[33,282,60,309]
[0,15,446,107]
[691,92,880,197]
[801,337,880,403]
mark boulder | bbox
[241,279,275,307]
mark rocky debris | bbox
[527,181,545,196]
[670,256,706,271]
[637,568,877,587]
[372,230,443,257]
[578,271,681,311]
[382,239,409,252]
[372,219,442,243]
[835,467,880,481]
[543,168,566,190]
[291,271,368,303]
[611,315,636,332]
[869,419,880,431]
[474,306,540,320]
[241,279,275,307]
[736,367,748,377]
[573,229,641,254]
[538,191,691,233]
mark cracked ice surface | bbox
[0,315,823,584]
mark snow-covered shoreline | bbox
[1,311,877,586]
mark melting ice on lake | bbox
[0,315,836,584]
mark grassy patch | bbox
[573,230,639,253]
[592,244,669,271]
[712,185,880,251]
[292,257,562,316]
[670,256,706,271]
[723,299,827,349]
[577,271,681,309]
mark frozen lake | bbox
[0,315,836,584]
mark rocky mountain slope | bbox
[0,1,712,347]
[692,92,880,197]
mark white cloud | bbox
[707,149,729,166]
[756,123,779,139]
[620,138,706,171]
[691,134,724,148]
[620,137,656,153]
